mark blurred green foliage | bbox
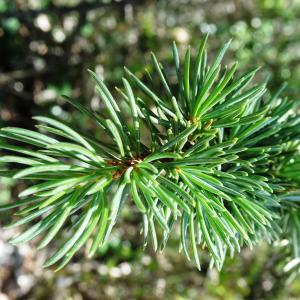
[0,0,300,299]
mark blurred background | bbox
[0,0,300,299]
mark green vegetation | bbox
[1,1,300,299]
[0,37,299,278]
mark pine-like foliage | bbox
[0,36,299,272]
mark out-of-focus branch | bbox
[0,59,83,86]
[0,69,50,86]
